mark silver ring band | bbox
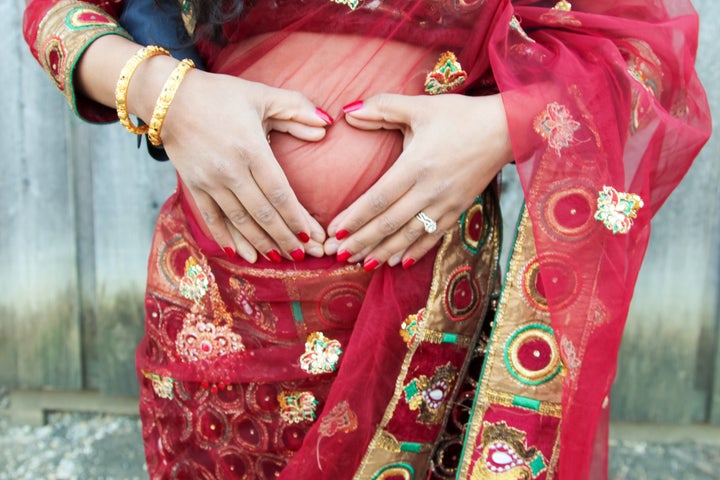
[415,212,437,234]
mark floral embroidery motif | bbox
[175,256,245,362]
[316,401,358,470]
[330,0,360,10]
[176,318,245,362]
[472,422,547,479]
[403,363,458,425]
[533,102,581,155]
[299,332,343,375]
[66,6,115,30]
[319,401,358,437]
[509,16,535,43]
[399,311,423,345]
[424,51,468,95]
[278,391,319,424]
[594,186,644,234]
[142,371,174,400]
[179,257,210,303]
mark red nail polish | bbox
[342,100,364,113]
[335,229,349,240]
[224,247,236,258]
[337,249,352,262]
[364,258,380,272]
[315,107,334,125]
[402,258,416,269]
[290,248,305,261]
[266,249,282,263]
[296,231,310,243]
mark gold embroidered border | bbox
[354,190,501,479]
[484,389,562,418]
[35,0,131,117]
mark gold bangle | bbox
[115,45,171,135]
[147,58,195,146]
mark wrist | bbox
[127,54,182,123]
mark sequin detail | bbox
[299,332,343,375]
[509,16,535,43]
[142,371,175,400]
[552,0,572,10]
[533,102,581,155]
[403,363,457,425]
[424,51,467,95]
[399,311,422,345]
[594,186,644,234]
[330,0,360,10]
[278,391,319,424]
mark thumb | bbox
[342,93,416,131]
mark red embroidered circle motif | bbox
[444,266,480,322]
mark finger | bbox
[189,189,239,257]
[212,189,286,262]
[342,93,419,130]
[327,148,419,238]
[269,119,328,142]
[365,209,449,270]
[262,85,334,127]
[224,219,258,264]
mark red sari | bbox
[24,0,711,478]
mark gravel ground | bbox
[1,387,719,479]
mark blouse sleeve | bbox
[23,0,132,122]
[488,1,711,476]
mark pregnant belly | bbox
[210,32,436,227]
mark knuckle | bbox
[403,225,423,243]
[368,192,389,212]
[227,208,249,226]
[252,205,277,225]
[378,215,399,234]
[201,209,223,226]
[266,188,290,206]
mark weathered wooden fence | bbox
[1,0,719,426]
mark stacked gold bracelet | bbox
[115,45,171,135]
[148,58,195,146]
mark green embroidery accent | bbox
[441,333,458,344]
[370,463,415,480]
[399,442,423,453]
[512,395,541,411]
[403,380,420,400]
[291,301,305,324]
[530,454,548,476]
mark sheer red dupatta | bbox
[489,1,710,477]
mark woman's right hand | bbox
[151,67,332,263]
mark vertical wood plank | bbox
[0,0,83,390]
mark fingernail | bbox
[290,248,305,261]
[337,249,352,262]
[315,107,334,125]
[266,249,282,263]
[342,100,364,114]
[402,258,416,269]
[308,246,324,257]
[335,229,349,240]
[224,247,236,258]
[363,258,380,272]
[296,231,310,243]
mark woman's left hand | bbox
[325,93,514,269]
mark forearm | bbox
[76,34,181,124]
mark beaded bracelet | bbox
[115,45,171,135]
[147,58,195,147]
